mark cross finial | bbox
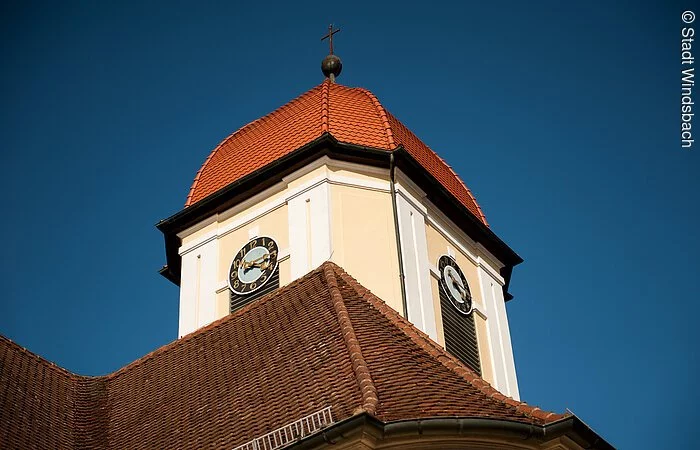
[321,24,340,55]
[320,24,342,82]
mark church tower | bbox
[1,29,613,449]
[157,33,522,400]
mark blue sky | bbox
[1,1,698,448]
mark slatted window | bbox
[230,269,280,313]
[440,287,481,375]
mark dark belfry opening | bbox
[440,288,481,375]
[230,269,280,313]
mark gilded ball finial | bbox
[321,54,342,79]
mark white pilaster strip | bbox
[309,182,332,267]
[478,264,519,400]
[288,180,333,278]
[288,194,309,279]
[178,252,198,337]
[395,181,437,341]
[491,277,520,400]
[478,267,507,393]
[178,237,219,337]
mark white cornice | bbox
[424,206,505,285]
[281,155,332,184]
[177,154,505,286]
[178,157,392,255]
[395,169,427,199]
[394,173,428,216]
[176,214,217,240]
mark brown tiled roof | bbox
[0,262,563,449]
[185,80,489,226]
[0,339,76,449]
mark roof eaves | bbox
[290,413,613,450]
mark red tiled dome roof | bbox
[186,80,488,226]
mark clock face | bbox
[228,236,279,295]
[438,255,473,315]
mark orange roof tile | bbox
[0,262,565,449]
[185,81,489,226]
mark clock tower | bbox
[157,50,522,400]
[1,36,612,450]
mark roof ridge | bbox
[2,266,329,383]
[3,264,349,384]
[321,263,378,415]
[106,266,328,380]
[185,83,326,207]
[383,110,489,226]
[183,83,490,226]
[441,157,489,226]
[321,79,330,133]
[0,334,78,379]
[330,264,566,424]
[354,87,396,149]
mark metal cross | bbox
[321,24,340,55]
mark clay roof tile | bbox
[185,81,488,226]
[1,262,566,449]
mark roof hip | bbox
[182,82,489,229]
[331,263,565,424]
[355,86,396,149]
[322,263,379,415]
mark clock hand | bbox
[250,256,271,269]
[447,272,460,288]
[243,254,271,271]
[249,254,269,264]
[448,272,468,301]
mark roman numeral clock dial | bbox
[228,237,279,295]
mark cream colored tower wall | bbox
[214,205,291,320]
[178,192,292,337]
[423,206,519,400]
[329,181,402,314]
[176,157,403,337]
[177,156,518,400]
